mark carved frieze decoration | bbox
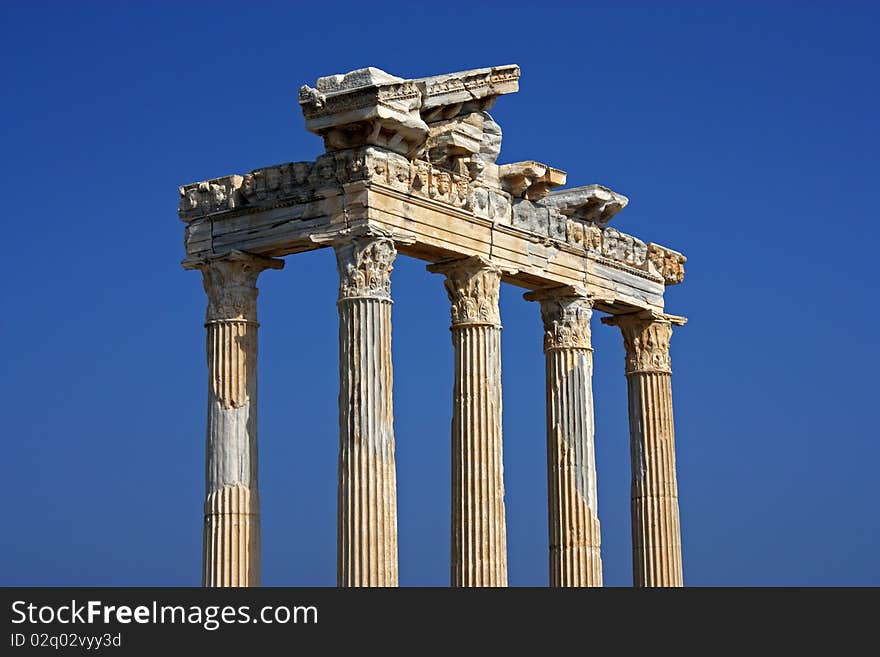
[179,148,473,221]
[647,244,687,285]
[601,228,647,268]
[565,221,603,252]
[179,176,243,218]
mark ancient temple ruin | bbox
[178,65,688,588]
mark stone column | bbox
[427,256,508,587]
[335,235,399,587]
[602,311,687,587]
[187,250,283,587]
[525,287,602,587]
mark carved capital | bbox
[602,312,686,375]
[524,286,593,352]
[428,256,502,327]
[184,251,284,322]
[334,236,397,301]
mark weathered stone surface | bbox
[542,185,628,227]
[298,65,519,159]
[179,175,244,219]
[416,65,520,115]
[525,287,603,587]
[427,113,483,156]
[335,235,399,587]
[184,250,283,587]
[429,255,503,326]
[178,157,676,309]
[602,311,686,587]
[315,67,404,93]
[299,69,426,157]
[512,199,548,234]
[602,228,647,268]
[428,256,508,586]
[500,161,566,200]
[647,243,687,285]
[425,112,485,174]
[471,112,502,180]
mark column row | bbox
[191,240,685,587]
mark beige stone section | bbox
[203,484,259,587]
[602,311,687,587]
[428,256,508,587]
[525,287,602,587]
[335,235,399,587]
[206,320,251,410]
[184,250,283,588]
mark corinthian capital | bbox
[427,256,502,327]
[602,311,687,375]
[524,286,593,352]
[184,251,284,322]
[334,236,397,301]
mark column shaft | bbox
[336,236,399,587]
[451,323,506,586]
[603,312,686,587]
[191,251,283,587]
[527,288,602,587]
[627,370,681,586]
[429,256,507,587]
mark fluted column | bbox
[186,250,283,587]
[525,287,602,587]
[335,235,399,587]
[602,311,687,587]
[427,256,507,587]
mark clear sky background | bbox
[2,1,877,587]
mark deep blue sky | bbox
[2,2,877,586]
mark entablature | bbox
[178,65,687,315]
